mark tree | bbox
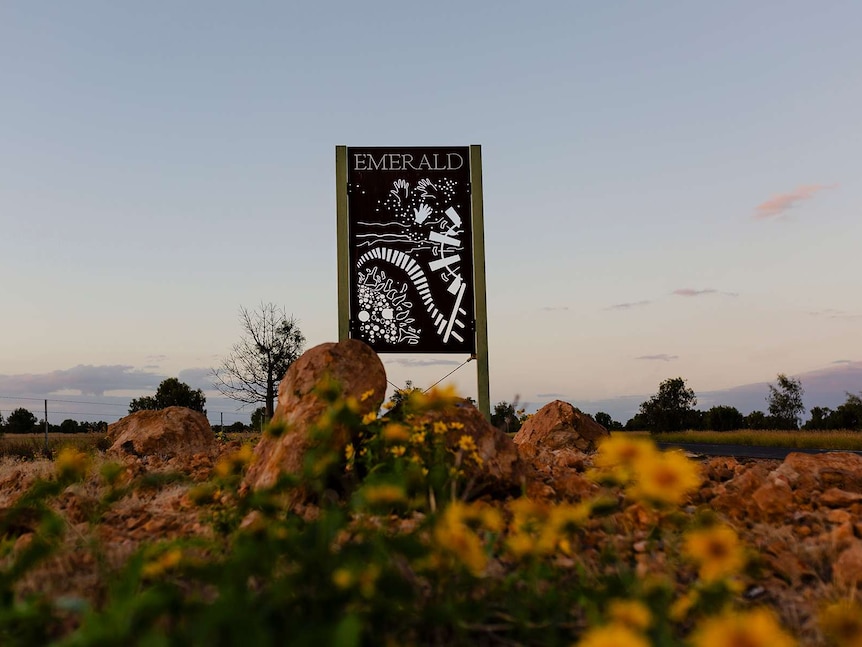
[766,374,804,430]
[638,377,698,433]
[704,405,745,431]
[250,406,267,432]
[491,401,524,435]
[594,412,624,431]
[59,419,81,434]
[823,392,862,430]
[212,303,306,421]
[7,408,38,434]
[129,377,206,414]
[745,411,772,430]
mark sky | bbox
[2,1,860,425]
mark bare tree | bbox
[211,303,306,420]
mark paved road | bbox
[655,443,862,460]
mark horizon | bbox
[1,358,859,427]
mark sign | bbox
[344,146,476,353]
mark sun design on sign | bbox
[356,267,420,345]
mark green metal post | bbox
[336,146,350,341]
[470,145,491,420]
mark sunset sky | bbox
[2,1,860,424]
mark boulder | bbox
[513,400,609,453]
[412,402,528,498]
[242,339,387,496]
[833,541,862,588]
[107,407,215,458]
[775,452,862,493]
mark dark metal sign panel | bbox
[346,147,476,353]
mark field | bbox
[616,429,862,451]
[2,404,861,646]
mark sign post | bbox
[336,145,490,419]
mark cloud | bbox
[673,289,738,298]
[809,309,862,320]
[832,359,854,364]
[385,357,463,367]
[636,354,679,362]
[606,300,651,311]
[536,392,568,398]
[539,306,569,312]
[754,184,835,219]
[146,354,169,363]
[178,367,216,390]
[0,365,164,397]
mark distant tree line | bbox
[0,408,109,435]
[588,374,862,433]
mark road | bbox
[655,443,862,460]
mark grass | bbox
[627,429,862,451]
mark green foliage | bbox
[703,405,745,432]
[594,412,624,431]
[250,406,267,432]
[639,377,698,433]
[6,408,38,434]
[804,392,862,430]
[766,374,804,430]
[490,400,525,434]
[0,386,803,645]
[129,377,206,414]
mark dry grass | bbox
[630,429,862,450]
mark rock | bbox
[107,407,215,458]
[513,400,609,453]
[776,452,862,493]
[819,488,862,508]
[413,402,528,499]
[242,340,387,497]
[833,541,862,587]
[752,477,794,519]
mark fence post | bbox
[44,399,49,454]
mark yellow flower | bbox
[628,450,701,506]
[432,421,449,435]
[389,445,406,458]
[608,600,652,631]
[141,547,183,579]
[332,568,354,590]
[361,411,377,425]
[683,524,746,582]
[362,484,407,506]
[506,498,554,558]
[820,601,862,647]
[595,436,658,473]
[423,384,460,408]
[215,444,255,478]
[669,590,698,622]
[456,434,483,466]
[55,447,90,481]
[576,623,650,647]
[360,389,375,402]
[382,423,411,443]
[691,609,796,647]
[344,444,355,462]
[433,502,489,577]
[409,430,427,444]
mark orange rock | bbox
[108,407,215,458]
[513,400,609,453]
[752,478,794,519]
[833,541,862,587]
[242,340,387,499]
[819,488,862,508]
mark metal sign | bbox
[343,146,476,353]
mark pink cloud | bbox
[673,288,738,298]
[754,184,835,219]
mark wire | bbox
[424,356,475,392]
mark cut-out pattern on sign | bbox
[347,147,475,353]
